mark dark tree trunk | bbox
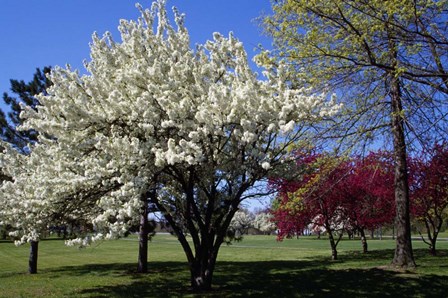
[329,237,338,260]
[385,27,416,268]
[189,244,219,291]
[149,167,249,292]
[187,204,234,291]
[360,228,368,253]
[137,191,150,273]
[150,190,224,291]
[325,222,340,260]
[28,240,38,274]
[429,239,437,256]
[137,210,148,273]
[389,69,416,268]
[423,216,442,256]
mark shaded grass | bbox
[1,235,448,297]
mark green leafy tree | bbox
[260,0,448,268]
[0,67,52,153]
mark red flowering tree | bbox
[271,151,351,260]
[269,150,319,239]
[410,144,448,255]
[271,150,396,257]
[341,152,395,253]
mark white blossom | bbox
[253,212,276,234]
[261,162,271,170]
[0,0,340,247]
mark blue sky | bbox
[0,0,273,101]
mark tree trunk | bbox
[190,249,218,291]
[325,225,338,260]
[389,68,416,269]
[425,216,442,256]
[137,192,150,273]
[429,239,436,256]
[188,216,232,291]
[329,233,338,260]
[385,26,416,268]
[151,192,223,291]
[360,228,368,253]
[28,240,38,274]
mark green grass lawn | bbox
[1,234,447,297]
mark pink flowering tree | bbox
[410,143,448,255]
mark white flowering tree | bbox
[253,212,276,235]
[0,144,45,274]
[1,0,340,290]
[0,138,124,273]
[228,210,254,239]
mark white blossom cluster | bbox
[229,210,254,237]
[0,0,340,246]
[253,212,276,234]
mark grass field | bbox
[1,234,448,297]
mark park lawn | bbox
[0,234,447,297]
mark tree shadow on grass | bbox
[213,260,448,297]
[47,252,448,297]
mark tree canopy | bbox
[260,0,448,145]
[410,143,448,255]
[0,67,52,153]
[271,150,396,258]
[259,0,448,269]
[0,0,339,290]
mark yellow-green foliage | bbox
[262,0,446,87]
[260,0,448,153]
[282,154,346,212]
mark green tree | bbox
[260,0,448,268]
[0,67,52,153]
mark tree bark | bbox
[28,240,38,274]
[328,233,338,260]
[360,228,368,253]
[187,203,236,291]
[325,222,339,260]
[190,243,218,291]
[137,191,150,273]
[389,76,415,268]
[390,89,416,267]
[424,216,442,256]
[386,26,416,269]
[429,239,436,256]
[150,190,222,291]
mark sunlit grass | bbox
[1,234,447,297]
